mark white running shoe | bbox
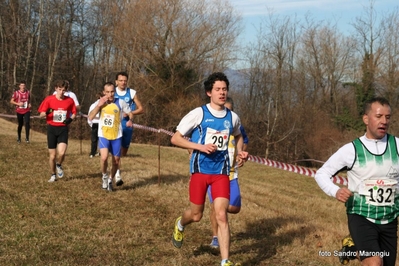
[107,180,113,192]
[115,171,123,186]
[102,174,109,189]
[56,164,64,178]
[48,174,57,182]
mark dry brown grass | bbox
[0,117,386,266]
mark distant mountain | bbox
[224,68,249,92]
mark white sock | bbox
[177,219,184,231]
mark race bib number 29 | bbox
[205,128,229,151]
[360,179,397,206]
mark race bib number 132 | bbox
[360,179,397,206]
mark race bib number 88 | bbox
[360,179,397,206]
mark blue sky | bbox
[229,0,399,46]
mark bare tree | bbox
[41,0,68,95]
[351,0,385,111]
[377,8,399,106]
[298,17,357,115]
[0,0,23,98]
[102,0,242,132]
[27,0,44,101]
[241,12,299,159]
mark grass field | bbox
[0,117,374,265]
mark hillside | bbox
[0,117,366,265]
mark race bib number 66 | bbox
[360,179,397,206]
[101,114,115,128]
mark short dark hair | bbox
[103,81,115,88]
[116,71,128,80]
[363,97,391,115]
[204,72,229,93]
[54,80,69,89]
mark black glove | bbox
[46,108,53,115]
[63,118,73,125]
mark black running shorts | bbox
[348,214,397,266]
[47,125,69,149]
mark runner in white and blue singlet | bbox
[170,72,248,266]
[206,97,249,249]
[113,71,144,186]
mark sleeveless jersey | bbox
[190,105,233,175]
[114,87,136,121]
[98,99,122,140]
[346,134,399,224]
[12,90,31,114]
[228,135,238,180]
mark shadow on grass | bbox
[122,153,142,158]
[63,170,103,180]
[66,172,187,191]
[66,152,143,157]
[120,174,187,190]
[191,216,314,264]
[232,216,315,265]
[193,244,220,257]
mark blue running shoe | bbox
[210,236,219,248]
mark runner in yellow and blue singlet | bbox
[88,82,133,192]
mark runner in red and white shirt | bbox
[38,80,77,182]
[52,80,80,113]
[10,81,31,143]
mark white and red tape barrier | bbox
[0,113,348,186]
[247,155,347,186]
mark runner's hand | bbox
[335,187,353,203]
[63,118,73,125]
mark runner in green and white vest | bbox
[315,97,399,266]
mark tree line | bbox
[1,0,399,165]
